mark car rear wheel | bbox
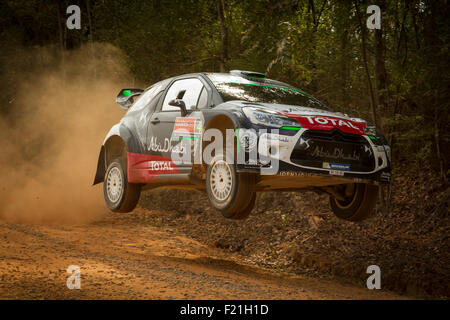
[329,183,378,222]
[206,154,255,219]
[104,158,141,213]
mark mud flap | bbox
[93,146,105,185]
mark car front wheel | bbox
[103,158,141,213]
[206,154,255,219]
[329,183,378,222]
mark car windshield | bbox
[212,81,331,111]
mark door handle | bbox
[151,118,160,124]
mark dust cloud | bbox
[0,43,135,224]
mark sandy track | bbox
[0,209,404,299]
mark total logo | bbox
[303,116,361,131]
[149,161,174,171]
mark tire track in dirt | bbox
[0,210,406,299]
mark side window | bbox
[162,78,205,111]
[197,87,208,109]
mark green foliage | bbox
[384,114,435,162]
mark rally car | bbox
[93,70,391,221]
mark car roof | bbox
[145,71,296,92]
[203,72,295,89]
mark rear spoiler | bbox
[116,88,144,110]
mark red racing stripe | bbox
[127,152,179,183]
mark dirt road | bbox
[0,208,405,299]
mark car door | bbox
[147,77,208,174]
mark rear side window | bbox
[162,78,205,111]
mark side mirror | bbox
[168,99,187,116]
[116,88,144,110]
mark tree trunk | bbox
[217,0,228,72]
[336,1,351,112]
[354,0,378,128]
[373,0,387,132]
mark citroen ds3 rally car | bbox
[93,70,391,221]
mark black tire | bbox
[228,192,256,220]
[206,154,255,219]
[329,183,379,222]
[103,158,141,213]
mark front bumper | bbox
[236,128,391,185]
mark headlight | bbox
[384,145,391,162]
[242,107,300,128]
[364,126,381,145]
[364,126,377,137]
[364,126,389,147]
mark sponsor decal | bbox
[364,145,373,156]
[304,116,360,130]
[127,152,179,183]
[148,161,174,171]
[149,136,173,153]
[147,136,189,154]
[322,162,350,171]
[171,118,202,163]
[297,137,311,149]
[285,114,365,135]
[171,142,185,154]
[278,171,314,177]
[264,133,290,143]
[173,117,202,135]
[173,117,196,133]
[172,117,203,149]
[195,119,202,134]
[311,146,361,161]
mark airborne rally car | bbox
[94,70,391,221]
